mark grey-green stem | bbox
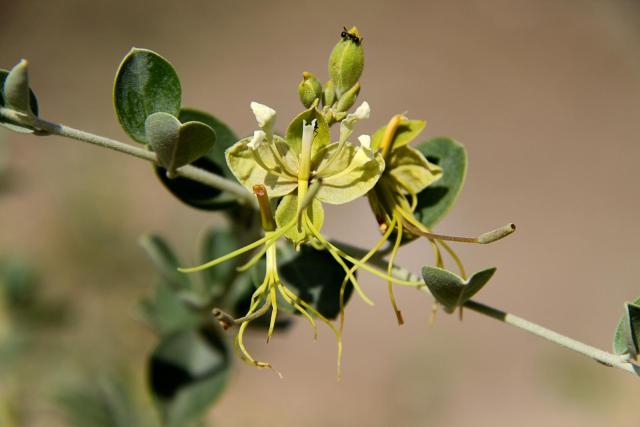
[336,241,639,377]
[0,107,258,208]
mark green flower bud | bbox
[335,82,360,113]
[322,79,336,107]
[328,26,364,98]
[297,71,322,108]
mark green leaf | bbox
[414,137,467,228]
[155,108,240,211]
[421,266,496,313]
[198,227,239,299]
[56,376,142,427]
[279,245,354,319]
[285,106,330,156]
[145,112,216,175]
[149,327,229,427]
[612,296,640,359]
[0,68,39,133]
[113,48,181,144]
[137,280,202,336]
[140,234,191,289]
[371,120,425,151]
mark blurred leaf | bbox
[140,234,191,288]
[113,48,181,144]
[421,266,496,313]
[56,376,142,427]
[0,68,39,133]
[149,327,229,427]
[612,296,640,359]
[145,112,216,175]
[0,258,69,327]
[413,137,467,228]
[198,227,239,299]
[155,108,239,211]
[137,281,202,337]
[273,245,354,319]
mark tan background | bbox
[1,0,640,426]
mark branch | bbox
[0,107,258,208]
[336,241,640,377]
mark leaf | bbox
[279,245,354,319]
[285,106,330,156]
[313,142,385,205]
[56,375,142,427]
[113,48,181,144]
[198,227,239,299]
[421,266,496,313]
[139,234,191,288]
[145,112,216,175]
[178,108,237,178]
[225,135,298,198]
[612,296,640,359]
[413,137,467,228]
[137,280,202,336]
[149,327,229,427]
[0,68,39,133]
[155,109,241,211]
[370,120,425,151]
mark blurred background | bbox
[2,0,640,425]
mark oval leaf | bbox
[414,137,467,228]
[421,266,496,313]
[0,68,39,133]
[155,108,239,210]
[149,327,229,427]
[114,48,181,144]
[612,297,640,358]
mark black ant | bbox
[313,120,319,137]
[340,27,362,45]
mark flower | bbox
[225,101,385,247]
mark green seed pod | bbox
[297,71,322,108]
[322,79,336,107]
[328,26,364,98]
[335,82,360,113]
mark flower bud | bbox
[297,71,322,108]
[328,27,364,98]
[4,59,33,115]
[322,79,336,107]
[335,82,360,113]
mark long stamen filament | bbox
[305,216,422,286]
[267,144,298,177]
[338,215,398,330]
[387,215,404,325]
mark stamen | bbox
[387,214,404,325]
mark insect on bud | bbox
[297,71,322,108]
[335,82,361,113]
[328,26,364,98]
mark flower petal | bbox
[226,136,298,197]
[314,142,385,205]
[388,145,442,194]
